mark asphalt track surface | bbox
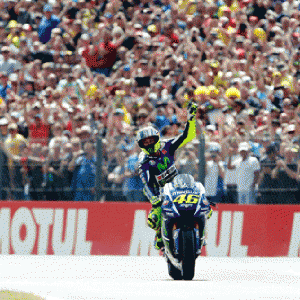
[1,256,300,300]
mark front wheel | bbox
[168,259,182,280]
[181,230,196,280]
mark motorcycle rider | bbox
[137,102,200,249]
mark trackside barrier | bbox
[0,202,300,257]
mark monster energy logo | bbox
[157,157,170,172]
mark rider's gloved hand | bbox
[149,195,161,206]
[188,102,198,121]
[148,206,162,230]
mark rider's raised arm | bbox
[169,118,196,155]
[168,102,198,155]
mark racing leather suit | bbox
[138,118,197,205]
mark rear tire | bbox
[181,230,196,280]
[168,260,182,280]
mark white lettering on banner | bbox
[52,209,76,255]
[206,211,232,256]
[0,207,92,255]
[0,208,10,254]
[288,213,300,257]
[75,209,92,255]
[129,210,159,256]
[206,211,248,257]
[32,209,54,255]
[230,212,248,257]
[11,207,36,255]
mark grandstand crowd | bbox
[0,0,300,204]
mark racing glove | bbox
[148,206,162,230]
[188,102,198,121]
[149,195,162,207]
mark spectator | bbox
[107,149,127,201]
[204,147,225,203]
[24,104,50,146]
[154,104,171,132]
[0,118,10,200]
[271,146,299,204]
[48,122,68,154]
[59,142,75,201]
[16,1,34,25]
[56,73,85,105]
[70,142,96,201]
[223,139,239,204]
[227,142,260,204]
[0,46,21,75]
[82,29,121,77]
[44,138,65,201]
[177,143,199,179]
[258,142,280,204]
[38,5,60,44]
[122,144,146,202]
[28,143,44,201]
[4,123,27,200]
[0,72,11,101]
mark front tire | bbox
[181,230,196,280]
[168,259,182,280]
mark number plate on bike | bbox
[173,194,200,205]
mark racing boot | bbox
[147,206,162,230]
[148,206,163,250]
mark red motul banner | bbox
[0,202,300,257]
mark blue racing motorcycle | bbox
[160,174,212,280]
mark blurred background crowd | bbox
[0,0,300,204]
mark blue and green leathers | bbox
[138,103,198,249]
[138,117,197,205]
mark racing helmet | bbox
[136,126,161,155]
[172,174,196,189]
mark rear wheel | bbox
[167,259,182,280]
[181,230,196,280]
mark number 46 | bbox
[173,194,200,204]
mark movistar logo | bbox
[157,157,170,172]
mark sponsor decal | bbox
[157,156,170,172]
[162,200,169,206]
[0,207,92,255]
[162,149,167,155]
[166,212,174,217]
[0,202,300,257]
[149,160,156,166]
[173,194,200,204]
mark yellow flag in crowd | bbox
[122,105,132,125]
[178,0,197,15]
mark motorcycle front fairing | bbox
[160,182,210,265]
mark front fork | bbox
[169,222,203,257]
